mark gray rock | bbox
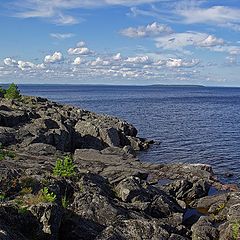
[96,219,169,240]
[191,216,219,240]
[0,127,16,146]
[29,203,63,240]
[115,176,149,202]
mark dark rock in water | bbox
[0,95,238,240]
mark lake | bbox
[19,85,240,185]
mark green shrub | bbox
[41,187,56,203]
[61,194,69,208]
[232,222,240,240]
[53,156,76,177]
[4,83,21,100]
[0,193,5,202]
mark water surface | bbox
[19,85,240,185]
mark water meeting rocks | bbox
[0,95,240,240]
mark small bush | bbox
[232,222,240,240]
[61,194,69,209]
[41,187,56,203]
[0,194,5,202]
[53,156,76,177]
[24,187,56,205]
[4,83,21,100]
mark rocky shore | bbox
[0,95,240,240]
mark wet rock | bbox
[169,178,210,202]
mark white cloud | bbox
[77,41,86,47]
[155,32,225,52]
[166,58,199,68]
[4,58,45,70]
[8,0,159,25]
[125,55,151,64]
[177,5,240,25]
[50,33,75,40]
[73,57,82,65]
[113,53,122,61]
[4,58,18,66]
[44,52,63,63]
[198,35,224,47]
[120,22,172,38]
[68,47,92,55]
[91,57,110,66]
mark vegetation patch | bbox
[0,144,16,161]
[53,155,76,177]
[4,83,21,100]
[232,222,240,240]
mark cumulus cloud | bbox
[113,53,122,61]
[68,47,92,55]
[120,22,172,38]
[125,56,151,64]
[50,33,75,40]
[166,58,199,68]
[4,58,18,66]
[73,57,82,65]
[90,57,110,66]
[76,41,86,47]
[44,52,63,63]
[4,57,45,70]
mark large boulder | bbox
[96,219,170,240]
[29,203,63,240]
[0,127,16,146]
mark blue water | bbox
[19,85,240,185]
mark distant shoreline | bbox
[1,83,240,88]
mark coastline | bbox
[0,94,240,239]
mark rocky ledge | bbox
[0,95,240,240]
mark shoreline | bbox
[0,94,240,239]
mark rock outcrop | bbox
[0,95,239,240]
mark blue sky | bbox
[0,0,240,86]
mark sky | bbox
[0,0,240,86]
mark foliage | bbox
[0,143,16,160]
[0,86,6,95]
[232,222,240,240]
[0,194,5,202]
[20,187,33,195]
[4,83,21,100]
[41,187,56,203]
[24,187,56,205]
[53,155,76,177]
[216,203,225,213]
[61,194,69,208]
[18,206,28,214]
